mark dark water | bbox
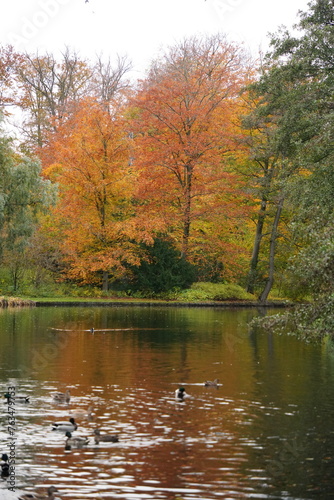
[1,305,334,500]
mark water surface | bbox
[0,305,334,499]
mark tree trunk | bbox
[102,271,109,291]
[246,159,275,294]
[246,198,267,294]
[259,196,284,303]
[181,165,192,259]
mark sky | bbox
[1,0,311,79]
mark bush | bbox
[178,282,256,301]
[128,237,197,295]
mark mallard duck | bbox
[52,417,77,432]
[65,431,89,448]
[18,486,59,500]
[175,387,189,400]
[4,392,30,403]
[52,389,71,403]
[204,378,219,387]
[93,429,119,444]
[1,453,9,477]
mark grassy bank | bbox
[0,282,291,307]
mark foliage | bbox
[250,0,334,336]
[0,124,56,281]
[178,281,256,302]
[42,97,143,288]
[132,34,253,263]
[127,237,197,295]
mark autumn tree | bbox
[90,54,132,109]
[131,34,252,277]
[13,48,133,152]
[0,45,21,110]
[42,97,144,290]
[14,47,92,149]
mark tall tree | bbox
[91,54,132,110]
[132,34,252,266]
[0,120,56,280]
[42,98,142,289]
[15,47,92,149]
[250,0,334,328]
[0,45,21,110]
[241,0,334,301]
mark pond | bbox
[0,305,334,500]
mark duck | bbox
[93,429,119,444]
[204,378,219,387]
[69,404,94,420]
[1,453,9,477]
[65,431,89,448]
[4,392,30,403]
[52,389,71,403]
[18,486,59,500]
[51,417,77,432]
[175,387,189,401]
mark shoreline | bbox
[34,300,291,308]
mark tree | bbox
[240,92,294,299]
[42,98,144,290]
[128,236,197,295]
[0,120,56,288]
[241,0,334,301]
[90,54,132,110]
[0,45,21,110]
[250,0,334,332]
[132,34,252,265]
[15,47,92,149]
[13,48,133,152]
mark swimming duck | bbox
[204,378,219,387]
[1,453,9,477]
[93,429,119,444]
[175,387,189,400]
[4,392,30,403]
[65,431,89,448]
[52,389,71,403]
[69,404,94,420]
[18,486,59,500]
[52,417,77,432]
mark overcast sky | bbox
[2,0,311,78]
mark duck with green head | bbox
[4,392,29,403]
[52,417,77,432]
[175,387,189,400]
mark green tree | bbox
[128,237,197,295]
[0,123,56,290]
[251,0,334,335]
[243,0,334,303]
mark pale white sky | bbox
[1,0,310,78]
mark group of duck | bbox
[175,378,220,400]
[52,389,119,448]
[2,378,219,499]
[2,389,120,499]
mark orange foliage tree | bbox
[41,97,147,289]
[131,34,253,278]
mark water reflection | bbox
[0,306,334,499]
